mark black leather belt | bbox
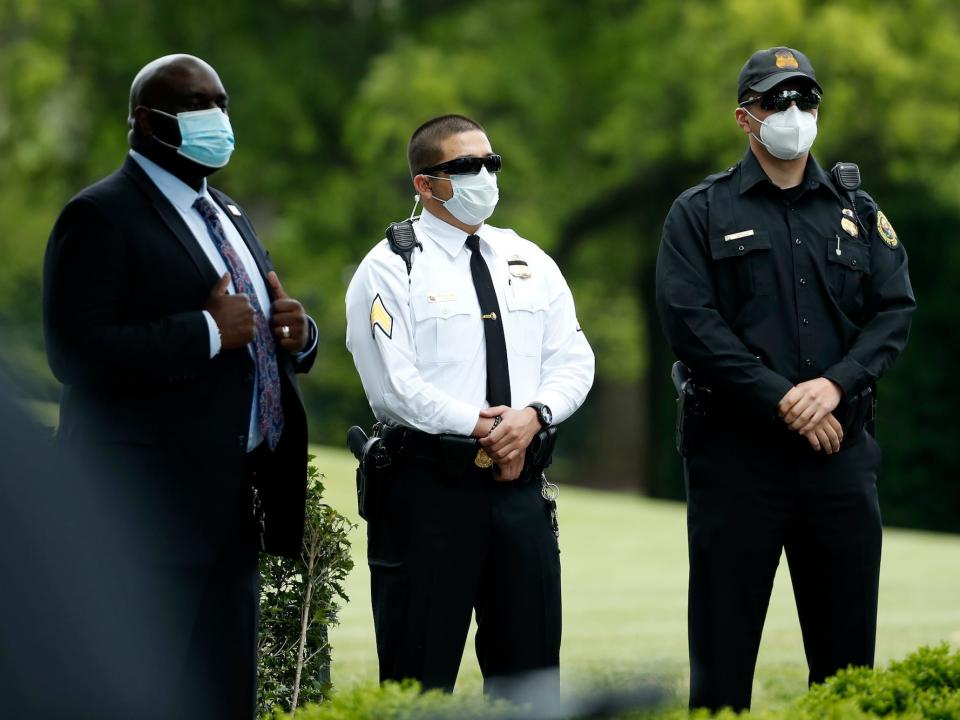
[385,427,490,471]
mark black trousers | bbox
[685,429,882,712]
[367,456,561,700]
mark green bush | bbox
[275,646,960,719]
[799,644,960,720]
[276,681,513,720]
[257,458,355,717]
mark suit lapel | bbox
[121,156,220,286]
[208,189,272,286]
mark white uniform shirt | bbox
[345,207,595,436]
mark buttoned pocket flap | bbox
[411,293,475,321]
[826,239,871,273]
[504,282,549,313]
[709,231,771,260]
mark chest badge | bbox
[841,217,859,238]
[842,208,855,219]
[508,256,532,279]
[877,210,899,248]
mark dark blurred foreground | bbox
[0,365,203,718]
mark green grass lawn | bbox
[315,445,959,710]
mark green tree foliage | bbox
[2,0,957,529]
[258,459,354,716]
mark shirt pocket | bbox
[503,281,549,356]
[708,230,773,296]
[826,237,871,318]
[410,294,481,363]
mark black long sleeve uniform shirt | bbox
[656,149,916,420]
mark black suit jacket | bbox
[43,155,315,563]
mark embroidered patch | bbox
[877,210,899,248]
[370,294,393,339]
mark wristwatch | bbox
[527,402,553,429]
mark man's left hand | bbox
[478,405,540,464]
[778,378,843,434]
[493,452,525,482]
[267,271,309,353]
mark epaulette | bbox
[385,218,423,276]
[686,165,737,197]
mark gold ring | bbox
[281,325,291,339]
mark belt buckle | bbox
[474,447,494,469]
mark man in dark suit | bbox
[42,54,317,719]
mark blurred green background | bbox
[2,0,958,531]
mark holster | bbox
[524,426,559,480]
[347,425,392,521]
[671,361,711,458]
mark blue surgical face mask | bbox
[148,107,235,168]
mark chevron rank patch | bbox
[877,210,899,248]
[370,294,393,339]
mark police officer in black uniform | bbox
[656,47,916,712]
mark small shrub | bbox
[258,458,355,717]
[278,681,513,720]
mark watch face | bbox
[541,406,553,425]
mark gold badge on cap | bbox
[508,256,532,279]
[370,294,394,339]
[776,51,799,69]
[841,218,859,238]
[877,210,899,248]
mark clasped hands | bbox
[472,406,541,482]
[205,271,309,353]
[777,378,844,454]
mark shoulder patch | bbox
[877,210,899,248]
[370,294,393,339]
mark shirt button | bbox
[803,359,813,367]
[738,245,745,252]
[802,318,810,325]
[799,277,806,286]
[795,238,802,245]
[852,259,858,266]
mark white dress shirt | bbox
[130,150,283,451]
[345,207,595,436]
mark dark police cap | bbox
[737,47,823,99]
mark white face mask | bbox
[428,167,499,225]
[745,105,818,160]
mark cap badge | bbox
[776,51,799,69]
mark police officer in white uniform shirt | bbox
[345,114,594,701]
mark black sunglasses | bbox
[740,89,822,112]
[420,154,502,177]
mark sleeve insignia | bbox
[370,294,394,339]
[877,210,899,248]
